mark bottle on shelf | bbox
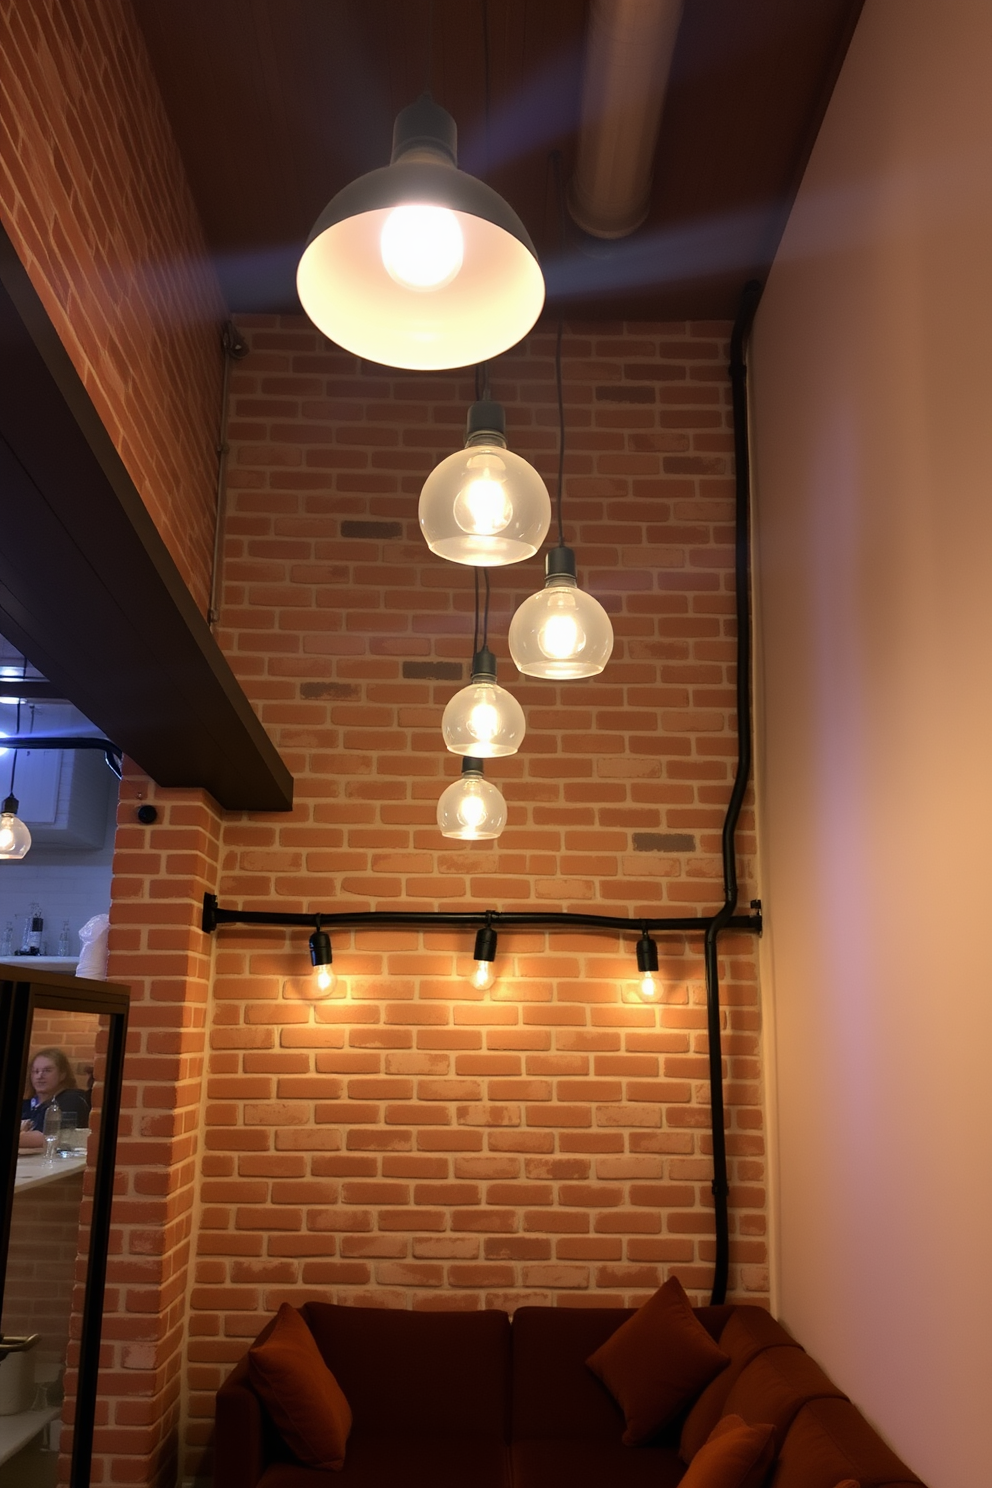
[0,920,12,956]
[58,920,71,958]
[26,904,44,955]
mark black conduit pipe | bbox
[705,279,763,1305]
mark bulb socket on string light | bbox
[469,920,498,991]
[297,95,545,371]
[635,930,660,1001]
[420,400,551,566]
[309,917,337,997]
[437,756,507,840]
[508,544,614,678]
[442,645,525,757]
[0,793,30,860]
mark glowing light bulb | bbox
[312,964,335,996]
[380,205,464,292]
[0,821,13,851]
[538,609,583,661]
[638,973,660,1001]
[470,960,496,992]
[467,699,500,743]
[452,472,513,536]
[457,791,488,830]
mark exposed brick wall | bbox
[181,315,766,1478]
[0,0,224,611]
[92,767,221,1488]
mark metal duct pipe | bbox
[568,0,683,239]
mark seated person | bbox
[19,1046,91,1151]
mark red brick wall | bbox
[0,0,224,611]
[182,315,766,1477]
[97,768,221,1488]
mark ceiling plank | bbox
[0,226,293,812]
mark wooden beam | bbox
[0,227,293,812]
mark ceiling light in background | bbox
[297,95,545,370]
[442,647,525,758]
[0,794,31,860]
[309,918,337,996]
[469,921,498,992]
[635,930,660,1001]
[419,400,551,565]
[437,756,507,840]
[508,545,614,678]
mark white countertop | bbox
[14,1151,87,1192]
[0,1407,60,1467]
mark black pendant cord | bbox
[705,279,763,1306]
[554,317,566,546]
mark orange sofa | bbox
[214,1300,926,1488]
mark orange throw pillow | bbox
[586,1276,730,1445]
[679,1414,776,1488]
[248,1303,352,1471]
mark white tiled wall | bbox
[0,787,117,956]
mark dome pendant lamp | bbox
[437,756,507,840]
[420,400,551,566]
[508,544,614,678]
[442,645,525,757]
[297,95,545,371]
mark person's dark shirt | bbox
[21,1088,90,1132]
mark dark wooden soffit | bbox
[0,228,293,812]
[134,0,864,322]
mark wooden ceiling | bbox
[134,0,864,322]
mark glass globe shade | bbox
[0,799,31,860]
[442,678,525,757]
[437,763,507,840]
[380,204,464,290]
[420,444,550,566]
[509,573,614,679]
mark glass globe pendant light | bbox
[0,793,31,860]
[420,400,550,566]
[297,94,545,371]
[442,646,525,758]
[437,757,506,840]
[508,545,614,678]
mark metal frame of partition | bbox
[0,971,129,1488]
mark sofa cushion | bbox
[723,1346,847,1450]
[301,1302,510,1440]
[586,1278,731,1446]
[681,1309,803,1462]
[248,1304,352,1471]
[510,1437,686,1488]
[680,1415,776,1488]
[258,1434,509,1488]
[772,1398,924,1488]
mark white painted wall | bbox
[751,3,992,1484]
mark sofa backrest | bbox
[681,1305,803,1458]
[771,1397,925,1488]
[511,1307,634,1439]
[300,1302,511,1440]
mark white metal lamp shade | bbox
[0,794,31,860]
[508,547,614,679]
[420,401,551,566]
[437,757,507,840]
[441,647,526,757]
[297,96,545,371]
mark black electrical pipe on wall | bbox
[202,282,764,1307]
[704,279,763,1305]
